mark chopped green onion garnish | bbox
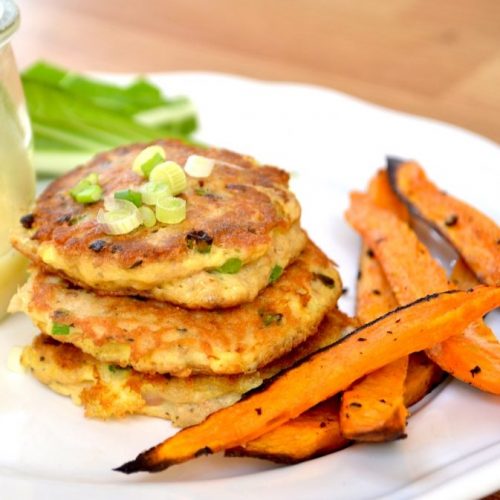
[132,145,166,178]
[216,257,243,274]
[139,206,156,228]
[108,365,129,373]
[114,189,142,207]
[70,173,102,204]
[259,310,283,327]
[97,198,142,235]
[72,184,103,204]
[52,323,70,335]
[149,161,187,195]
[155,196,186,224]
[85,172,99,185]
[186,230,213,254]
[184,155,215,178]
[269,265,283,284]
[139,181,171,205]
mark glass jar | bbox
[0,0,35,318]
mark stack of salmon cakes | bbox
[10,140,346,427]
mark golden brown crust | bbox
[15,241,342,376]
[12,140,302,302]
[22,310,354,426]
[21,140,293,261]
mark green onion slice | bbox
[98,198,142,235]
[132,145,166,178]
[73,184,102,204]
[149,161,187,195]
[52,323,70,335]
[114,189,142,207]
[184,155,215,178]
[139,206,156,228]
[139,181,171,205]
[70,172,102,204]
[216,257,243,274]
[155,196,186,224]
[85,173,99,185]
[269,265,283,284]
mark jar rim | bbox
[0,0,19,47]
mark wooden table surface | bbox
[13,0,500,143]
[10,1,500,498]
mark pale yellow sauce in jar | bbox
[0,2,35,318]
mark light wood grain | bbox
[12,0,500,142]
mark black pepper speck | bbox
[20,213,35,229]
[89,240,107,252]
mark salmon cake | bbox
[21,311,355,427]
[11,241,342,377]
[12,140,305,309]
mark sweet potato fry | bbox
[357,171,408,322]
[451,258,484,291]
[343,244,408,441]
[115,286,500,473]
[404,352,447,407]
[346,194,500,394]
[388,160,500,286]
[368,168,446,405]
[355,245,398,324]
[226,352,445,465]
[341,170,409,443]
[426,320,499,391]
[225,311,357,464]
[449,257,497,346]
[225,398,350,464]
[367,168,409,222]
[340,357,408,442]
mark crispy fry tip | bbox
[385,156,406,171]
[113,460,143,474]
[113,453,158,474]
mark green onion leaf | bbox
[216,257,243,274]
[21,63,199,176]
[52,323,70,335]
[114,189,142,207]
[269,265,283,284]
[155,196,186,224]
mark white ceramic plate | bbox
[1,72,499,500]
